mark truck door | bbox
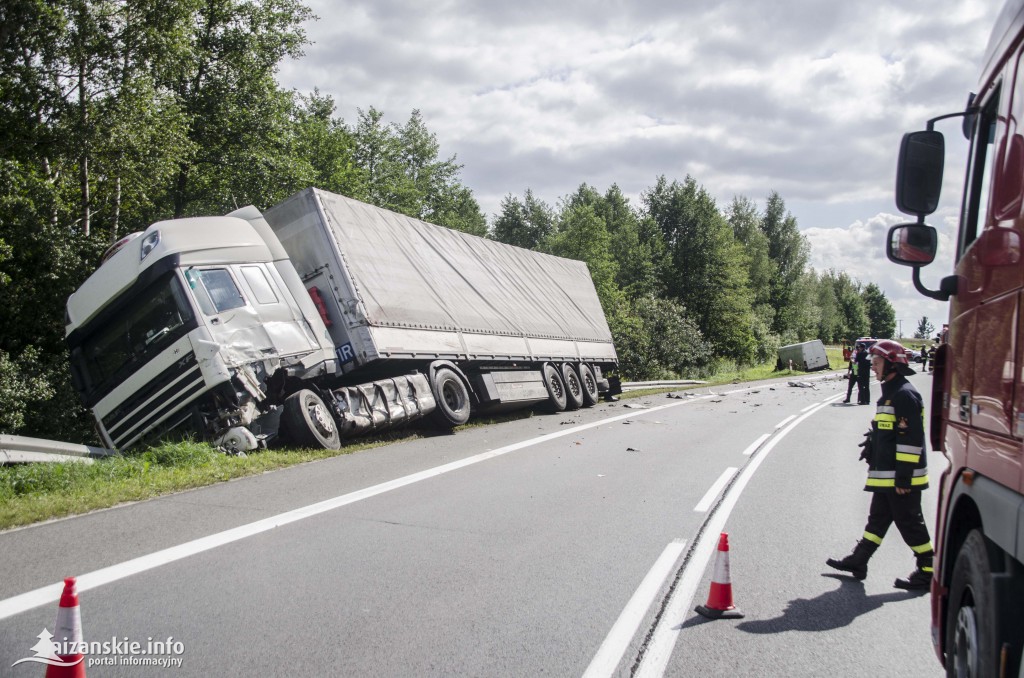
[957,47,1024,489]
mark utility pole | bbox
[897,319,903,338]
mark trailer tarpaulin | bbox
[271,189,612,344]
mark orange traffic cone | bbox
[46,577,87,677]
[695,533,744,619]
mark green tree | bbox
[914,316,935,340]
[643,176,755,364]
[760,191,810,336]
[862,283,896,338]
[562,183,663,297]
[491,189,553,249]
[813,269,843,342]
[160,0,315,217]
[826,270,869,340]
[609,295,712,380]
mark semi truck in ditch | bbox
[65,188,618,453]
[886,1,1024,674]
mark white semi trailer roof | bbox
[264,188,617,367]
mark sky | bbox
[276,0,1007,339]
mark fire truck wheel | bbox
[561,363,584,411]
[283,389,341,450]
[429,367,471,429]
[578,363,599,407]
[946,530,996,678]
[542,363,567,412]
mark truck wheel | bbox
[543,363,567,412]
[430,367,471,429]
[283,389,340,450]
[946,530,996,678]
[561,363,584,410]
[578,363,599,407]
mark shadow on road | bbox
[680,574,926,633]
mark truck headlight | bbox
[140,231,161,261]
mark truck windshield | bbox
[73,273,196,399]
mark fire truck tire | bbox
[429,367,471,429]
[578,363,599,407]
[283,389,341,450]
[543,363,567,412]
[946,530,996,678]
[561,363,584,411]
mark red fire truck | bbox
[887,2,1024,676]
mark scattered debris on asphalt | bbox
[788,381,818,389]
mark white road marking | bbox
[4,388,784,622]
[801,402,819,413]
[634,392,845,677]
[693,468,737,513]
[582,539,687,678]
[775,414,797,429]
[741,433,771,457]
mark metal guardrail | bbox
[0,434,117,465]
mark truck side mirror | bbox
[896,131,944,216]
[886,223,937,267]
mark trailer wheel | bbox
[561,363,584,410]
[283,389,341,450]
[946,530,996,678]
[543,363,567,412]
[430,367,471,429]
[578,363,599,407]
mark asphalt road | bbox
[0,371,945,677]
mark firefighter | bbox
[842,344,857,404]
[826,339,933,589]
[855,342,872,404]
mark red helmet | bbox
[870,339,909,365]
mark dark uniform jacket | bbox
[866,374,928,492]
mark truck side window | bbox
[185,268,246,315]
[241,266,279,305]
[960,88,1001,259]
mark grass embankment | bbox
[0,350,847,530]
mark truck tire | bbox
[561,363,584,410]
[430,367,471,429]
[946,530,997,678]
[543,363,567,412]
[283,389,341,450]
[579,363,599,407]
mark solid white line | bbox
[775,414,797,429]
[693,468,737,513]
[2,389,760,622]
[582,539,687,678]
[741,433,771,457]
[635,392,844,677]
[801,402,819,413]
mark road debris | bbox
[788,381,818,389]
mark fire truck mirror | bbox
[887,223,937,267]
[896,130,944,216]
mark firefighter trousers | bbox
[863,491,933,564]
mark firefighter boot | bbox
[826,540,877,580]
[894,554,933,590]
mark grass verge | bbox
[0,353,846,531]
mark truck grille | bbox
[102,352,207,449]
